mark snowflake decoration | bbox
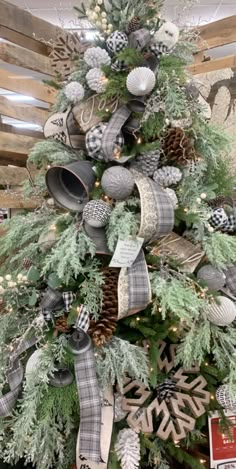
[49,31,90,80]
[119,340,210,442]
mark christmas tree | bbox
[0,1,236,468]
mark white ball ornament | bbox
[86,68,108,93]
[83,200,112,227]
[92,12,98,20]
[106,31,128,55]
[126,67,156,97]
[97,0,103,4]
[0,277,3,283]
[84,46,111,68]
[26,349,44,376]
[101,11,107,17]
[101,166,135,200]
[102,18,107,24]
[5,275,11,281]
[206,296,236,326]
[0,286,5,294]
[94,5,101,12]
[64,81,85,104]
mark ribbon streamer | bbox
[0,336,37,417]
[74,343,102,462]
[41,288,74,320]
[101,105,132,163]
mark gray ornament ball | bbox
[224,266,236,295]
[101,166,135,200]
[197,264,226,291]
[83,200,112,228]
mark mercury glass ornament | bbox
[101,166,134,200]
[197,264,226,291]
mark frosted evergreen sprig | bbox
[106,201,140,252]
[95,336,149,391]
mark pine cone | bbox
[126,16,141,34]
[153,166,182,187]
[55,315,71,333]
[130,150,160,177]
[156,378,177,403]
[0,299,5,315]
[208,196,234,209]
[162,127,195,164]
[89,268,119,347]
[22,258,32,270]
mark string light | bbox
[113,148,121,160]
[105,108,110,113]
[47,164,51,169]
[136,317,140,322]
[146,344,150,349]
[210,394,215,400]
[50,224,57,231]
[205,362,209,366]
[137,137,142,144]
[200,460,206,464]
[76,306,81,313]
[172,327,178,332]
[95,181,100,188]
[158,307,162,313]
[150,367,154,372]
[184,207,189,213]
[103,195,109,201]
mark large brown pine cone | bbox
[89,268,119,347]
[126,16,141,33]
[162,127,195,164]
[55,315,71,333]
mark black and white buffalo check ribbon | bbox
[75,305,90,332]
[0,336,37,417]
[101,105,132,164]
[74,342,102,462]
[209,208,236,232]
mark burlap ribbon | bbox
[0,335,37,417]
[118,249,152,319]
[101,105,132,163]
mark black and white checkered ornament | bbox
[83,200,112,228]
[208,208,228,229]
[156,378,177,403]
[106,31,128,55]
[221,214,236,233]
[111,59,127,72]
[85,122,124,161]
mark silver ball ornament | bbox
[83,200,112,227]
[101,166,134,200]
[197,264,226,291]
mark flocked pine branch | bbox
[203,232,236,269]
[28,140,81,169]
[95,336,149,391]
[106,201,140,251]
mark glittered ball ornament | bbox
[83,200,112,227]
[84,46,111,68]
[106,31,128,54]
[197,264,226,291]
[216,385,236,409]
[126,67,156,97]
[101,166,134,200]
[86,68,108,93]
[64,81,85,104]
[85,122,124,161]
[206,296,236,326]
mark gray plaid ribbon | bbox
[128,249,152,312]
[41,288,74,320]
[101,105,132,164]
[75,305,90,332]
[128,28,151,51]
[74,344,101,462]
[0,336,37,417]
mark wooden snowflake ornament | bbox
[120,340,210,442]
[49,31,90,80]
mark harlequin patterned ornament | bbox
[106,31,128,55]
[206,296,236,326]
[85,122,124,161]
[101,166,134,200]
[83,200,112,228]
[208,208,228,229]
[86,68,108,93]
[84,46,111,68]
[126,67,156,96]
[216,385,236,409]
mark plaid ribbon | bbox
[75,305,90,332]
[74,344,101,462]
[41,288,74,320]
[0,336,37,417]
[149,42,169,58]
[128,249,152,312]
[101,105,132,164]
[128,28,151,51]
